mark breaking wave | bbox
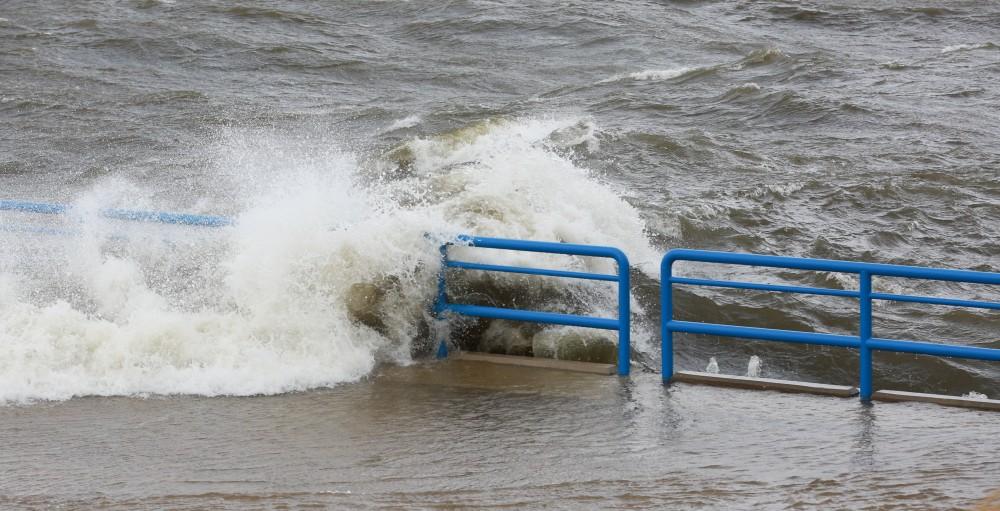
[0,116,656,404]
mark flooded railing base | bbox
[435,235,631,376]
[662,249,1000,403]
[452,351,616,376]
[673,371,859,397]
[872,390,1000,411]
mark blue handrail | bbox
[0,199,233,227]
[436,235,631,376]
[661,249,1000,401]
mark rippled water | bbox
[3,362,1000,510]
[1,1,999,507]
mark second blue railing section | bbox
[435,235,631,376]
[661,250,1000,401]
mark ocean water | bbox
[1,1,999,508]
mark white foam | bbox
[599,67,696,84]
[941,43,995,54]
[746,355,762,378]
[0,116,656,404]
[387,114,422,130]
[730,82,761,93]
[706,357,719,374]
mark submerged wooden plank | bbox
[673,371,859,397]
[452,352,616,376]
[873,390,1000,411]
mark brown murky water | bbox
[2,360,997,510]
[2,3,999,506]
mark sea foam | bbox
[0,116,656,404]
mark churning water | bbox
[1,1,999,508]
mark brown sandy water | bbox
[2,360,997,510]
[2,1,999,508]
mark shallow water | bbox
[2,361,998,509]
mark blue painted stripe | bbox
[443,303,620,330]
[447,260,619,282]
[871,292,1000,311]
[670,277,859,298]
[666,320,862,349]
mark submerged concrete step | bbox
[873,390,1000,411]
[453,352,616,375]
[673,371,859,397]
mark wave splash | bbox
[0,116,655,404]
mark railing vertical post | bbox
[859,270,873,401]
[617,257,631,377]
[661,257,674,383]
[435,244,449,359]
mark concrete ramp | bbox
[873,390,1000,411]
[673,370,859,397]
[453,352,616,376]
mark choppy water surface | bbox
[1,1,999,508]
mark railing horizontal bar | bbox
[0,223,79,236]
[670,276,859,298]
[101,208,233,227]
[443,303,620,330]
[1,199,233,228]
[1,200,67,215]
[868,338,1000,362]
[665,250,1000,286]
[667,320,861,348]
[455,235,628,266]
[447,260,619,282]
[871,292,1000,311]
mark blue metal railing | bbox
[435,235,631,376]
[0,199,233,227]
[5,196,996,399]
[661,249,1000,401]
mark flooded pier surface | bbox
[2,361,997,510]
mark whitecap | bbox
[599,67,697,84]
[387,114,422,130]
[941,43,996,54]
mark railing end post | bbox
[660,254,676,385]
[617,326,630,377]
[859,271,873,402]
